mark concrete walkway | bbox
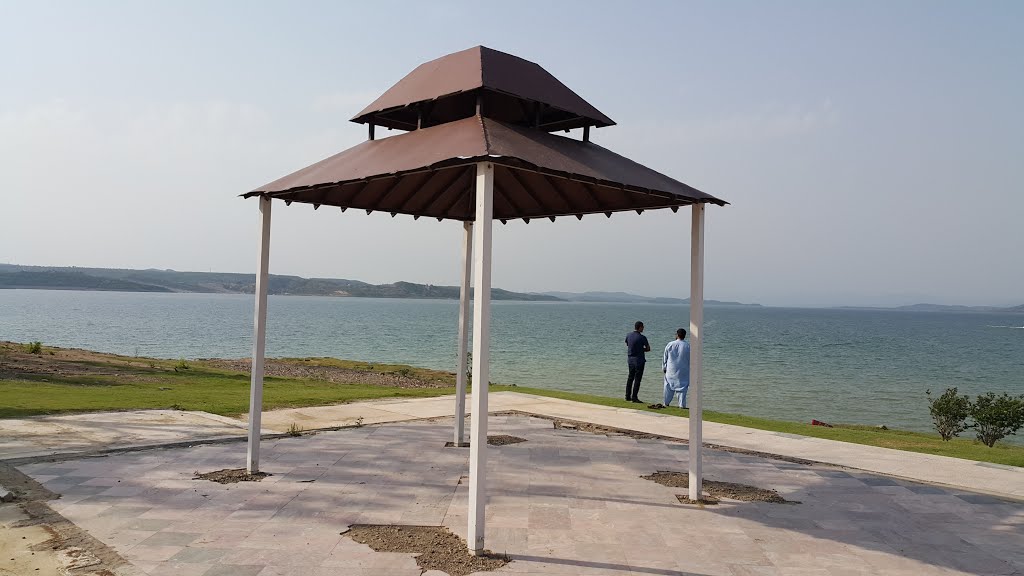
[16,414,1024,576]
[0,410,259,461]
[2,393,1021,499]
[250,392,1024,500]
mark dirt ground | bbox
[345,524,509,576]
[0,464,125,576]
[193,468,271,484]
[444,435,527,447]
[641,470,798,504]
[0,341,450,389]
[0,503,64,576]
[0,341,158,381]
[204,358,450,388]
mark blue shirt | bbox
[625,331,649,362]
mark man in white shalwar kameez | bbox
[662,328,691,408]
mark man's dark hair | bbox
[634,321,644,330]
[677,328,687,339]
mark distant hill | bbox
[540,290,761,307]
[0,270,172,292]
[895,303,998,312]
[840,303,1024,314]
[0,265,560,301]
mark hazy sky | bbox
[1,1,1021,307]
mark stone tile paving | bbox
[17,415,1024,576]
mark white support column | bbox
[688,202,705,501]
[246,195,272,474]
[467,163,493,555]
[454,221,473,447]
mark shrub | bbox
[287,422,303,436]
[25,341,42,354]
[926,387,972,441]
[174,358,190,371]
[970,392,1024,448]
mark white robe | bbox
[662,339,691,407]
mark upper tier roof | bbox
[350,46,615,132]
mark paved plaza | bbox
[12,412,1024,576]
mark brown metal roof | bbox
[351,46,614,132]
[247,116,725,222]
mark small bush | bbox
[25,341,42,354]
[287,422,303,436]
[970,392,1024,448]
[174,358,190,371]
[926,387,972,441]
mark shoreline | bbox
[1,341,1021,467]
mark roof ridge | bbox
[478,114,492,153]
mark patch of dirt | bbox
[344,524,509,576]
[202,358,451,389]
[0,341,153,382]
[444,435,527,447]
[675,495,719,505]
[193,468,271,484]
[0,461,134,576]
[641,471,799,504]
[0,341,451,390]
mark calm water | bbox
[2,289,1023,437]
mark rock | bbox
[877,425,889,430]
[0,483,14,503]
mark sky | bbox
[1,1,1021,308]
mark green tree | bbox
[926,387,971,441]
[970,392,1024,448]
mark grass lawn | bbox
[1,342,1021,467]
[0,346,455,419]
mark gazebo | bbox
[242,45,727,554]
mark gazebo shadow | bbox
[514,452,1021,575]
[507,554,711,575]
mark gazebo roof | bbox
[247,115,726,222]
[351,46,615,132]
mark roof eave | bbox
[245,154,727,207]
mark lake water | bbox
[2,289,1023,438]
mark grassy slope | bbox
[0,354,454,419]
[1,344,1021,467]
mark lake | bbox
[2,289,1022,438]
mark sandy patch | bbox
[345,524,509,576]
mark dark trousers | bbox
[625,358,645,400]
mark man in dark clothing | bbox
[624,321,651,403]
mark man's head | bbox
[676,328,686,340]
[634,321,644,332]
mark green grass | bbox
[0,363,453,419]
[2,344,1022,467]
[492,386,1024,467]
